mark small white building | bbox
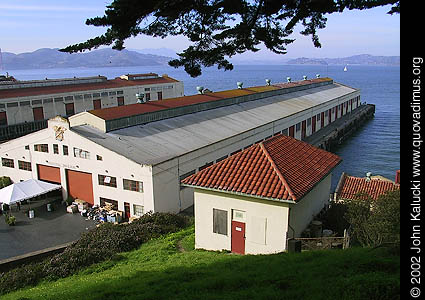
[182,134,341,255]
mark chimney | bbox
[136,93,145,103]
[365,172,372,182]
[265,79,271,86]
[316,74,320,78]
[237,82,243,89]
[196,86,204,94]
[303,75,307,80]
[287,77,291,83]
[395,170,400,184]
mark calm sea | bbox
[6,64,400,191]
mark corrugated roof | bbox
[72,81,356,166]
[0,76,179,100]
[337,174,400,200]
[181,134,341,202]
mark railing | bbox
[294,229,350,251]
[0,119,48,141]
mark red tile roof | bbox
[89,77,333,121]
[0,76,178,100]
[181,134,341,202]
[336,173,400,200]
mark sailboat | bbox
[343,66,347,72]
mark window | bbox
[43,98,53,104]
[63,145,69,156]
[144,87,150,91]
[307,118,311,126]
[65,96,74,101]
[216,155,228,163]
[18,160,32,171]
[25,145,30,150]
[230,150,241,156]
[34,144,48,152]
[93,99,101,110]
[74,147,90,159]
[317,113,321,121]
[213,208,228,235]
[199,161,213,171]
[145,93,151,101]
[2,157,14,168]
[96,155,103,161]
[109,91,116,96]
[296,122,301,132]
[98,174,117,188]
[282,128,288,136]
[133,204,144,216]
[123,179,143,192]
[53,144,59,154]
[117,97,124,106]
[117,90,124,95]
[20,101,30,106]
[31,100,42,105]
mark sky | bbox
[0,0,400,60]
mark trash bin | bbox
[47,203,53,212]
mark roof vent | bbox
[303,75,307,80]
[287,77,291,83]
[316,74,320,78]
[366,172,372,182]
[265,79,271,86]
[136,93,146,103]
[196,86,204,94]
[237,82,243,89]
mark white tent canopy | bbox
[0,179,61,205]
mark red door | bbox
[66,169,94,205]
[124,202,131,219]
[117,97,124,106]
[289,125,295,137]
[157,91,163,100]
[0,111,7,126]
[93,99,101,110]
[321,112,324,128]
[33,107,44,121]
[335,105,338,119]
[312,115,316,133]
[301,120,306,140]
[231,221,246,254]
[328,109,332,123]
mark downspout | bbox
[287,207,296,249]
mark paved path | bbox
[0,200,96,260]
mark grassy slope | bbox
[4,226,399,300]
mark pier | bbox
[305,103,375,151]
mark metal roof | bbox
[72,81,357,166]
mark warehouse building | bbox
[0,77,361,217]
[0,73,184,139]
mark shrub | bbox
[0,176,12,189]
[0,212,190,295]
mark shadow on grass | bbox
[27,246,399,300]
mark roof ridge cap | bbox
[259,142,297,201]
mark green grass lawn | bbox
[3,225,399,300]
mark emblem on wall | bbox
[53,126,67,141]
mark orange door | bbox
[231,221,245,254]
[312,115,316,133]
[66,169,94,205]
[37,164,61,184]
[33,107,44,121]
[289,125,295,137]
[321,112,324,128]
[301,120,306,140]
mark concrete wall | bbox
[194,189,290,254]
[0,117,154,216]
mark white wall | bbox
[194,189,291,254]
[289,173,333,237]
[0,117,154,216]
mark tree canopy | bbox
[61,0,400,77]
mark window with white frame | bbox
[74,147,90,159]
[133,204,144,216]
[213,208,228,235]
[123,179,143,192]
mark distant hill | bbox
[287,54,400,66]
[2,48,172,70]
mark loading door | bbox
[37,164,61,184]
[312,115,316,134]
[66,169,94,205]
